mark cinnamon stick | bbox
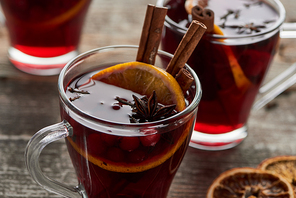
[175,68,194,92]
[166,20,207,77]
[192,5,214,32]
[136,5,167,65]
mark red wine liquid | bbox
[0,0,91,57]
[62,70,195,197]
[162,0,280,134]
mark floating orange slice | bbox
[91,61,186,111]
[67,61,190,173]
[258,155,296,194]
[207,167,295,198]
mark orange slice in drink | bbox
[207,167,295,198]
[67,124,192,173]
[258,155,296,194]
[92,61,186,111]
[67,61,190,173]
[212,25,252,93]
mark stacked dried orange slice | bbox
[207,156,296,198]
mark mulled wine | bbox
[0,0,91,74]
[62,67,196,197]
[158,0,283,149]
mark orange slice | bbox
[207,167,295,198]
[67,61,190,173]
[258,155,296,194]
[212,25,252,93]
[91,61,186,111]
[67,123,192,173]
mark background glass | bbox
[157,0,296,150]
[0,0,92,75]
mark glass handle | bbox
[280,22,296,38]
[252,62,296,110]
[253,23,296,110]
[25,120,82,198]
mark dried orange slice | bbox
[91,61,186,111]
[258,155,296,194]
[207,167,295,198]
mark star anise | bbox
[115,91,177,123]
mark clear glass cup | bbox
[157,0,296,150]
[25,45,202,198]
[0,0,92,76]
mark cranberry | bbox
[119,137,140,151]
[140,134,161,147]
[101,133,119,146]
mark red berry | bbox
[101,133,119,146]
[87,133,107,156]
[106,147,125,162]
[119,137,140,151]
[140,134,161,147]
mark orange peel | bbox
[67,122,192,173]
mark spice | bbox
[175,68,194,93]
[68,87,90,94]
[191,5,214,32]
[166,20,207,77]
[136,4,167,65]
[68,87,90,101]
[115,91,177,123]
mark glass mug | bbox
[0,0,92,76]
[25,45,202,198]
[157,0,296,151]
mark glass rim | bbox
[156,0,286,39]
[58,45,202,128]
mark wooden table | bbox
[0,0,296,197]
